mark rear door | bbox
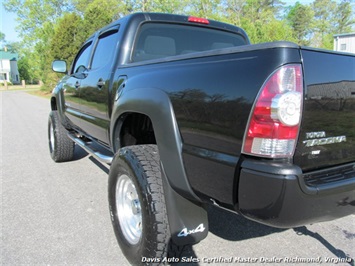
[294,48,355,171]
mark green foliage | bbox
[312,0,337,45]
[50,13,83,66]
[17,57,31,83]
[0,32,5,43]
[334,0,355,34]
[287,2,314,45]
[81,0,120,37]
[236,0,296,44]
[3,0,355,90]
[188,0,224,21]
[309,0,355,47]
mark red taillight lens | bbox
[188,16,209,24]
[242,64,303,158]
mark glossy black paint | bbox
[294,48,355,172]
[116,45,301,207]
[51,12,355,229]
[238,159,355,228]
[77,28,120,144]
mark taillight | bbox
[188,16,209,24]
[242,64,303,158]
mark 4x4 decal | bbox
[177,224,206,238]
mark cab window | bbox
[71,41,93,74]
[132,23,247,62]
[91,29,119,69]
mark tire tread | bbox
[48,111,74,162]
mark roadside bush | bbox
[0,81,13,86]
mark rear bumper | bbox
[238,160,355,228]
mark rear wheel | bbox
[108,145,182,265]
[48,111,74,162]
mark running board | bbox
[67,133,113,164]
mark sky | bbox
[1,0,19,43]
[0,0,341,44]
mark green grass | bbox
[0,84,42,92]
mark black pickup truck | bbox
[49,12,355,264]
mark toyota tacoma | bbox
[48,12,355,265]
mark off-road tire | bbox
[48,111,74,162]
[108,145,182,265]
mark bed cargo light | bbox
[242,64,303,158]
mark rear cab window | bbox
[132,23,247,63]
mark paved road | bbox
[1,91,354,265]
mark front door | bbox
[62,40,93,130]
[78,28,120,144]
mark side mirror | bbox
[52,60,67,73]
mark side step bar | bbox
[67,132,113,164]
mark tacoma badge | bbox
[303,131,347,147]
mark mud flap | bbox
[161,164,209,246]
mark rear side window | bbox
[132,23,246,62]
[91,29,119,69]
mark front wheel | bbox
[48,111,74,162]
[108,145,182,265]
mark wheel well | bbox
[51,97,57,110]
[114,113,156,151]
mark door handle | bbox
[75,81,80,89]
[97,79,105,89]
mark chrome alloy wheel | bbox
[49,122,55,151]
[116,174,142,245]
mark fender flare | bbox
[110,87,199,202]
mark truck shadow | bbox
[72,145,89,161]
[293,227,354,266]
[206,205,285,241]
[72,146,110,175]
[177,206,354,266]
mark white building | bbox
[334,33,355,54]
[0,50,20,84]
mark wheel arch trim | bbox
[110,87,200,202]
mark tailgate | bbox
[294,48,355,171]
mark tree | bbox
[189,0,224,21]
[313,0,337,34]
[17,57,31,83]
[287,2,314,45]
[0,32,5,43]
[311,0,337,47]
[235,0,295,44]
[80,0,121,39]
[3,0,75,86]
[50,13,83,66]
[150,0,188,13]
[35,22,57,87]
[4,41,21,52]
[118,0,187,14]
[4,0,351,89]
[223,0,246,26]
[242,0,286,22]
[310,0,354,48]
[3,0,73,39]
[334,0,355,34]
